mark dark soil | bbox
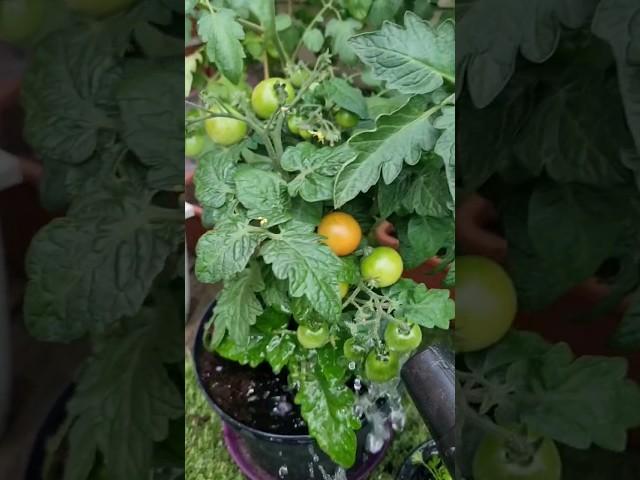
[197,349,308,436]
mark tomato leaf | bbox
[334,96,439,207]
[302,28,325,53]
[195,218,266,284]
[593,0,640,154]
[197,8,245,84]
[326,18,362,65]
[321,78,369,119]
[458,0,599,107]
[234,165,291,226]
[290,359,361,468]
[24,183,180,342]
[22,30,122,165]
[387,279,455,329]
[194,149,239,211]
[64,308,182,480]
[350,12,454,95]
[367,0,403,28]
[261,230,343,321]
[396,216,453,270]
[282,143,358,202]
[209,263,265,347]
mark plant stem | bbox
[238,18,264,33]
[292,0,335,60]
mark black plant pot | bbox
[193,303,390,480]
[396,441,441,480]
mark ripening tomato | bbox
[251,78,295,119]
[65,0,136,16]
[0,0,45,43]
[204,107,247,147]
[317,212,362,256]
[473,430,561,480]
[384,322,422,353]
[361,247,403,288]
[455,255,517,352]
[335,109,359,129]
[365,350,400,383]
[297,324,330,349]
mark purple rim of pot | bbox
[223,423,391,480]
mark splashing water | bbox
[278,465,288,478]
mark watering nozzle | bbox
[401,344,456,478]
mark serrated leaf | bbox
[368,0,403,28]
[387,279,454,329]
[303,28,325,53]
[434,105,455,202]
[322,78,368,119]
[22,31,122,166]
[195,218,265,284]
[197,9,245,84]
[291,361,360,468]
[210,263,265,346]
[459,0,599,107]
[235,166,291,226]
[593,0,640,154]
[185,51,202,97]
[326,18,362,65]
[64,310,182,480]
[24,185,179,342]
[334,96,439,207]
[350,12,454,95]
[265,334,297,374]
[282,143,358,202]
[397,216,453,269]
[194,149,239,210]
[261,230,343,320]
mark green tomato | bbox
[339,282,350,299]
[455,256,517,353]
[290,68,310,88]
[251,78,295,119]
[335,109,359,129]
[365,350,400,383]
[361,247,403,288]
[343,338,364,361]
[473,431,561,480]
[204,107,247,147]
[287,116,312,140]
[0,0,45,43]
[185,134,205,157]
[384,322,422,353]
[297,324,330,349]
[65,0,136,16]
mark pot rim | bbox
[192,302,314,442]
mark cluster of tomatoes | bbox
[185,76,359,154]
[298,211,422,383]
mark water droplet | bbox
[391,408,406,431]
[215,365,223,372]
[354,377,362,392]
[278,465,288,478]
[348,361,356,371]
[366,432,384,454]
[247,395,259,402]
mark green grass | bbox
[185,356,428,480]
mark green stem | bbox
[292,0,335,60]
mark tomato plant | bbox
[187,0,456,471]
[18,1,185,480]
[455,255,517,352]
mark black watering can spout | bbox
[401,344,456,478]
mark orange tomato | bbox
[318,212,362,256]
